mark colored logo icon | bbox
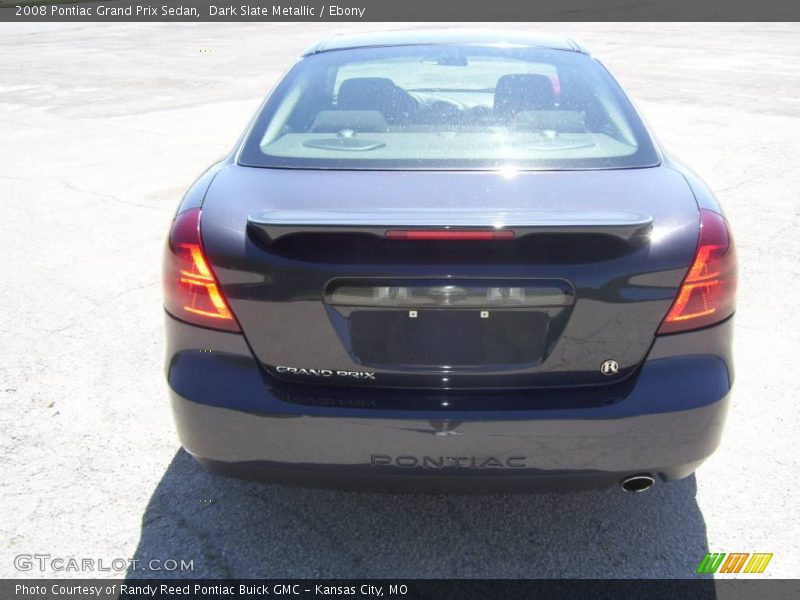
[696,553,773,574]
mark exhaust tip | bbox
[620,473,655,493]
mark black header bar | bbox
[1,0,798,22]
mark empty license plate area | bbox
[327,279,574,368]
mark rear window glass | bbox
[239,45,659,170]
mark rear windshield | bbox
[239,45,660,170]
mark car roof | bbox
[302,30,589,56]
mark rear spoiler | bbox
[247,209,653,243]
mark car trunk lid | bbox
[200,165,699,390]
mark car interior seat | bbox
[494,74,556,118]
[336,77,417,124]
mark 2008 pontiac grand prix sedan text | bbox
[162,31,736,493]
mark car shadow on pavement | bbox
[128,449,714,581]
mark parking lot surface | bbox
[1,22,799,578]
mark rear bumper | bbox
[173,398,725,493]
[166,314,733,492]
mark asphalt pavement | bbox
[1,22,798,579]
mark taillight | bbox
[657,209,736,334]
[163,208,240,332]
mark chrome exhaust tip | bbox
[620,474,655,493]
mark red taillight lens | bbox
[657,209,736,334]
[385,229,514,241]
[163,208,240,332]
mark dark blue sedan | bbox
[163,31,736,493]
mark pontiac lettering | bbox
[371,454,527,469]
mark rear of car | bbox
[163,34,736,492]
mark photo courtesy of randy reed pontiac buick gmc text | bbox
[100,584,401,596]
